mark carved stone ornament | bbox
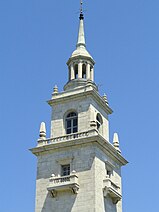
[49,190,57,198]
[103,185,122,204]
[71,186,79,194]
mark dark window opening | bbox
[74,64,78,79]
[107,170,111,177]
[96,113,103,131]
[61,164,70,176]
[82,64,86,79]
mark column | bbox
[86,63,90,80]
[78,62,82,78]
[90,67,94,81]
[70,64,75,80]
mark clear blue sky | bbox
[0,0,159,211]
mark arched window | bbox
[96,113,103,131]
[82,64,86,79]
[66,112,78,134]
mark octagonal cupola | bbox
[64,11,97,91]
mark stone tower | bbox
[30,8,128,212]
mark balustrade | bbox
[38,129,98,146]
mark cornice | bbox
[48,85,113,115]
[67,55,95,66]
[30,131,127,166]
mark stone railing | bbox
[50,176,71,184]
[38,129,98,146]
[103,177,121,204]
[47,174,79,197]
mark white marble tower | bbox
[30,6,128,212]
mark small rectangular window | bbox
[61,164,70,176]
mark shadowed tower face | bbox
[30,4,128,212]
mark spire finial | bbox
[77,0,85,47]
[79,0,84,20]
[80,0,83,13]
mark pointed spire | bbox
[76,1,86,48]
[113,133,121,154]
[76,16,85,48]
[67,0,94,60]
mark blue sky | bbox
[0,0,159,211]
